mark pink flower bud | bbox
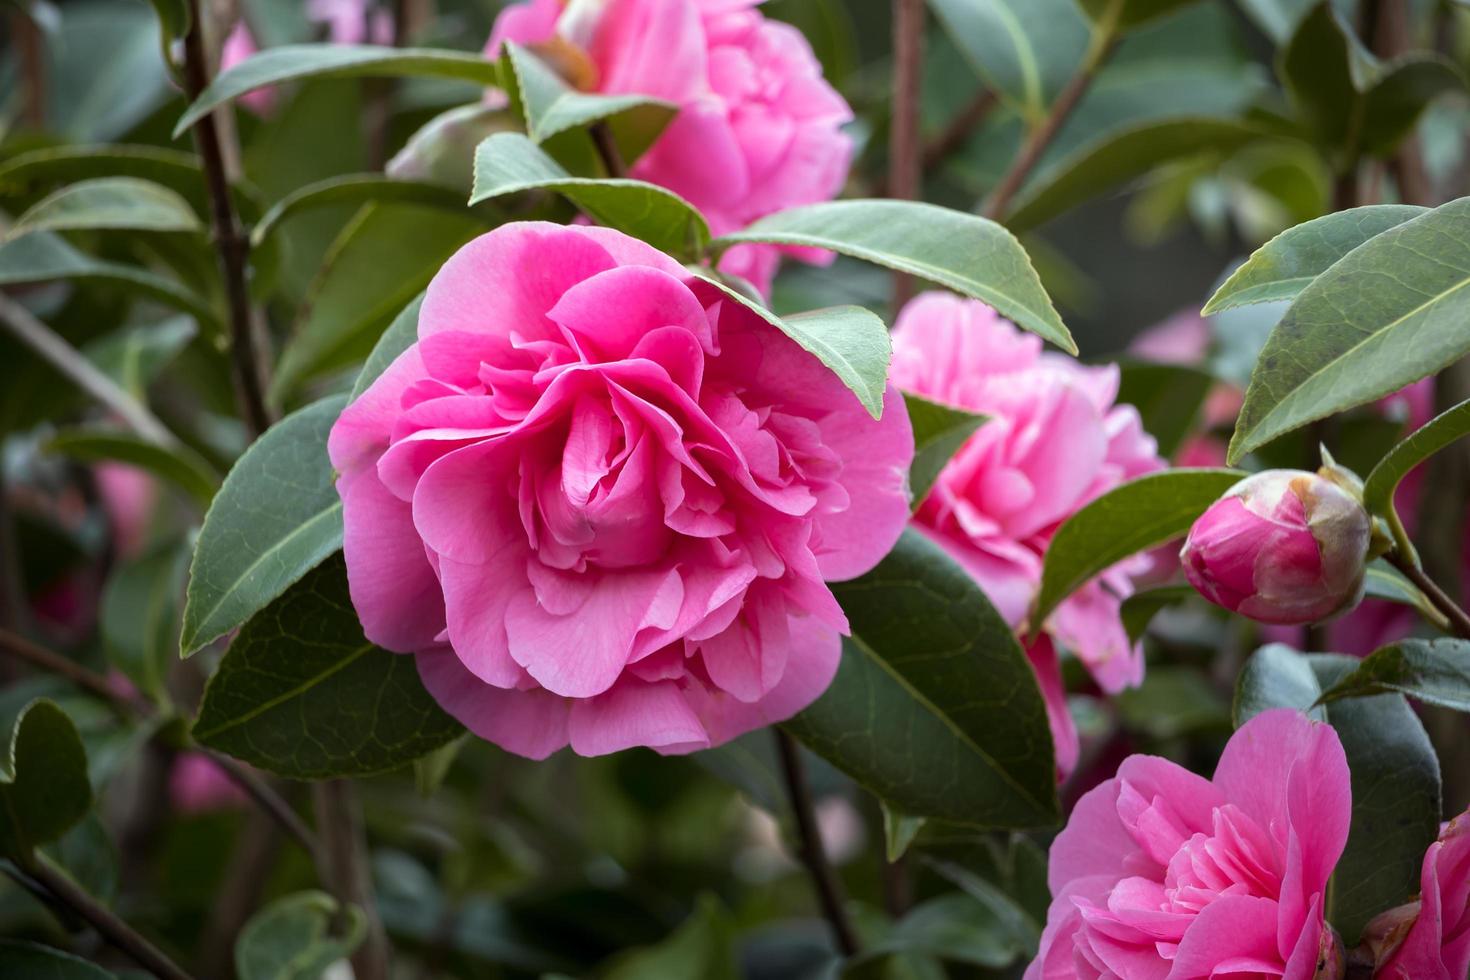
[1180,468,1370,625]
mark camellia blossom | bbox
[889,292,1164,775]
[328,222,912,759]
[221,0,392,114]
[1181,468,1371,626]
[1369,811,1470,980]
[484,0,853,295]
[1028,708,1350,980]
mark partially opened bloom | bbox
[485,0,852,295]
[1028,708,1351,979]
[1371,811,1470,980]
[329,222,912,758]
[889,293,1164,775]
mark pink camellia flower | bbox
[889,292,1165,776]
[485,0,853,296]
[95,462,157,560]
[328,222,912,758]
[221,0,392,115]
[1028,708,1350,980]
[168,753,248,813]
[1368,810,1470,980]
[1182,468,1371,626]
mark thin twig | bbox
[180,0,275,439]
[198,809,282,979]
[204,751,319,856]
[590,122,627,179]
[888,0,925,308]
[922,89,998,171]
[0,295,176,446]
[983,11,1122,222]
[774,729,860,957]
[20,853,196,980]
[313,781,390,980]
[11,8,46,129]
[1386,550,1470,640]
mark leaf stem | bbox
[774,729,860,957]
[19,852,196,980]
[312,780,391,980]
[180,0,276,439]
[983,4,1121,222]
[1385,549,1470,640]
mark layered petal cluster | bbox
[328,222,912,759]
[222,0,391,114]
[889,292,1164,774]
[1029,709,1351,980]
[486,0,852,295]
[1181,470,1370,626]
[1372,811,1470,980]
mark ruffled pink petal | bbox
[483,0,561,56]
[1165,894,1281,980]
[416,649,570,759]
[546,265,713,364]
[567,678,709,755]
[592,0,710,103]
[1026,635,1079,779]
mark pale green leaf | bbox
[9,177,202,240]
[236,891,365,980]
[1363,397,1470,517]
[904,392,987,508]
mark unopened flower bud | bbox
[1180,468,1370,625]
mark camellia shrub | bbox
[2,0,1470,978]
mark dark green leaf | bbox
[604,895,737,980]
[1318,638,1470,712]
[1116,666,1230,738]
[251,175,473,250]
[350,296,423,401]
[0,700,92,858]
[9,177,202,240]
[145,0,190,42]
[82,318,197,399]
[870,892,1022,969]
[785,529,1058,827]
[0,940,116,979]
[1361,57,1466,156]
[101,542,190,706]
[714,200,1074,353]
[0,145,202,203]
[193,555,464,778]
[1115,361,1215,458]
[181,395,347,656]
[1077,0,1204,30]
[235,891,365,980]
[501,42,675,146]
[1119,584,1195,644]
[1235,0,1349,43]
[413,734,468,798]
[926,0,1089,118]
[1232,643,1327,724]
[46,429,220,508]
[904,392,987,509]
[470,133,709,258]
[46,1,171,142]
[175,45,502,136]
[1363,397,1470,517]
[1034,468,1244,628]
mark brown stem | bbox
[198,810,282,980]
[204,751,318,857]
[984,17,1120,222]
[591,122,627,179]
[313,781,390,980]
[181,0,275,439]
[21,853,195,980]
[888,0,925,308]
[922,90,998,171]
[774,729,860,957]
[1386,550,1470,640]
[11,9,46,129]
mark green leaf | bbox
[1317,638,1470,712]
[1228,197,1470,462]
[145,0,190,42]
[871,892,1023,969]
[904,392,987,508]
[46,429,220,508]
[236,891,365,980]
[193,555,463,778]
[271,203,485,403]
[0,940,117,979]
[1361,562,1448,631]
[785,529,1058,827]
[1115,361,1215,458]
[1119,584,1195,644]
[882,802,928,862]
[251,175,473,250]
[46,1,172,143]
[8,178,203,241]
[1361,57,1467,157]
[1116,666,1230,738]
[1077,0,1203,29]
[713,200,1074,353]
[0,145,202,202]
[470,132,709,258]
[1363,397,1470,517]
[604,895,737,980]
[502,42,675,146]
[0,232,217,326]
[1234,0,1345,43]
[413,734,468,798]
[175,44,502,136]
[1033,468,1244,629]
[1203,205,1426,314]
[0,700,92,859]
[350,296,423,401]
[926,0,1090,118]
[386,102,517,193]
[101,542,190,706]
[1232,643,1328,724]
[82,318,197,399]
[181,395,347,657]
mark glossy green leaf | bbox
[46,429,220,508]
[1077,0,1202,28]
[604,895,737,980]
[236,891,365,980]
[714,200,1074,353]
[1033,469,1244,629]
[785,529,1058,827]
[1229,197,1470,462]
[1204,205,1426,314]
[1363,398,1470,517]
[251,175,472,249]
[883,803,927,862]
[904,392,987,508]
[271,203,485,403]
[175,45,502,135]
[1318,639,1470,712]
[1115,361,1215,458]
[193,555,463,778]
[0,232,217,326]
[181,395,347,657]
[0,700,92,858]
[350,296,423,401]
[101,541,190,706]
[386,102,517,192]
[470,133,709,258]
[926,0,1089,118]
[8,177,202,241]
[1232,643,1327,723]
[501,42,675,146]
[0,941,116,979]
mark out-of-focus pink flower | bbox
[168,753,247,813]
[1129,309,1212,366]
[889,293,1164,775]
[484,0,852,296]
[329,222,912,759]
[1182,469,1370,626]
[95,462,157,560]
[1027,708,1350,980]
[1371,811,1470,980]
[221,1,392,115]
